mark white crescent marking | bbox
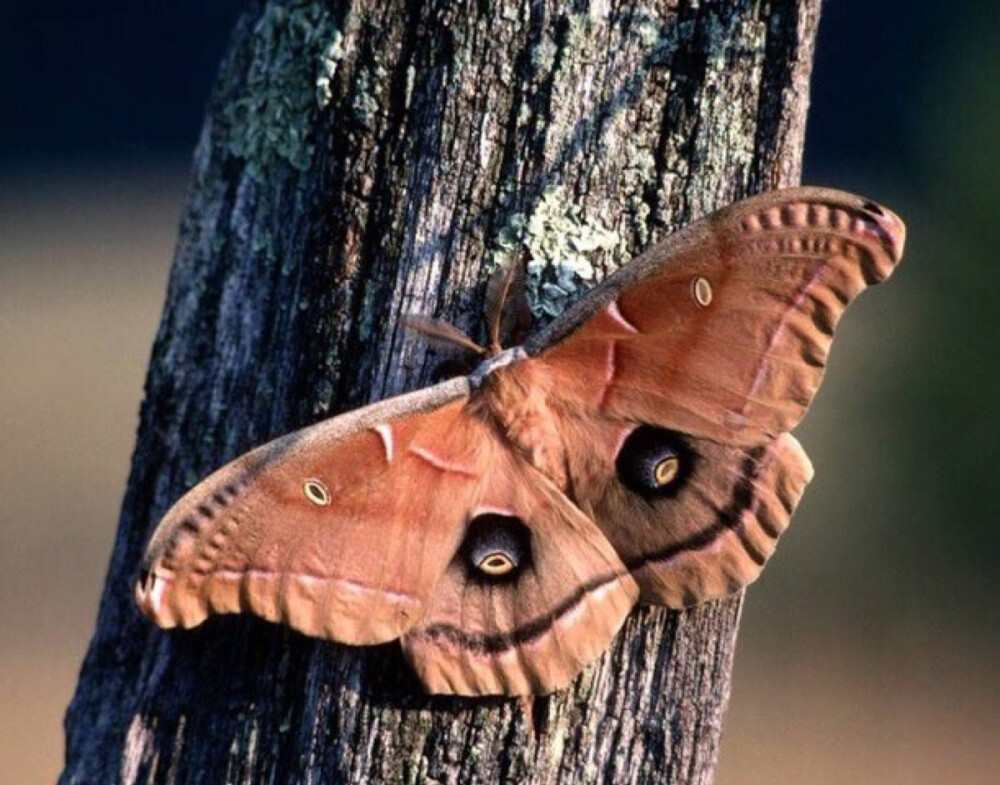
[372,423,394,463]
[470,505,518,518]
[606,301,639,334]
[408,446,477,478]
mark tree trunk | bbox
[63,1,820,783]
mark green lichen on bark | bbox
[316,30,347,110]
[494,187,619,318]
[223,0,341,180]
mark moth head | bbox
[616,426,693,497]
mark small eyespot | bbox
[861,200,885,216]
[654,456,680,487]
[692,276,713,307]
[302,479,331,506]
[477,552,516,576]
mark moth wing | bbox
[526,188,904,604]
[551,414,813,606]
[528,187,905,444]
[401,456,638,696]
[138,380,486,645]
[137,376,638,697]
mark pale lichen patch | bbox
[223,0,342,181]
[351,64,387,125]
[494,187,619,318]
[531,36,559,72]
[316,30,347,109]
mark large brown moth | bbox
[136,187,905,696]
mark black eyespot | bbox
[460,513,531,582]
[862,200,885,216]
[615,425,694,497]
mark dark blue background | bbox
[0,1,942,180]
[1,2,242,167]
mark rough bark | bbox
[63,1,820,783]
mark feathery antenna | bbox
[401,315,487,356]
[485,256,532,353]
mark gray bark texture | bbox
[63,1,820,783]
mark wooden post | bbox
[62,1,820,782]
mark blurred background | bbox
[1,2,996,783]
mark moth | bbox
[136,187,905,696]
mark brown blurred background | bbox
[1,2,997,783]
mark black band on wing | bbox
[622,445,772,569]
[413,445,775,653]
[413,570,625,654]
